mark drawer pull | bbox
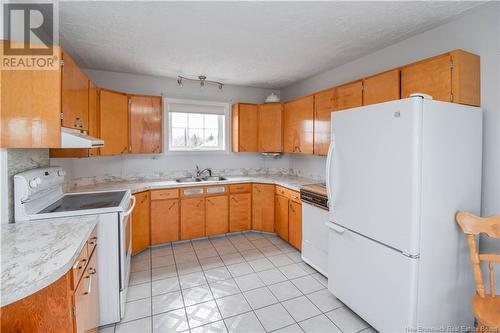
[184,188,203,196]
[88,237,97,245]
[206,187,225,194]
[196,200,203,207]
[74,258,87,270]
[231,197,238,203]
[83,275,92,295]
[168,202,176,210]
[88,267,97,275]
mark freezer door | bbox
[328,98,422,255]
[327,222,418,332]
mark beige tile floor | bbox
[99,231,376,333]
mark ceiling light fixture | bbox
[177,75,224,91]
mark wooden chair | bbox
[456,211,500,332]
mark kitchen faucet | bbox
[195,165,212,178]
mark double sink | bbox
[175,176,227,183]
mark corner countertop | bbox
[1,215,98,307]
[71,174,320,194]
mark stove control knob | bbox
[57,170,66,177]
[29,179,39,188]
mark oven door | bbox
[119,195,136,301]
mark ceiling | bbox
[59,1,484,89]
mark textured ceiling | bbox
[59,1,483,88]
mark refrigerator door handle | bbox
[326,132,336,211]
[325,221,345,234]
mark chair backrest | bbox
[456,211,500,298]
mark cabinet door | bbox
[74,249,99,333]
[401,53,452,102]
[229,193,252,232]
[252,184,275,232]
[206,196,229,236]
[275,194,289,241]
[151,199,179,245]
[181,198,205,240]
[129,95,163,154]
[258,103,282,152]
[289,201,302,250]
[132,191,150,254]
[335,80,363,111]
[283,96,314,154]
[363,69,400,106]
[313,89,335,156]
[61,51,89,131]
[232,103,258,152]
[99,89,129,155]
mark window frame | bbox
[164,98,230,155]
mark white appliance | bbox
[14,167,135,326]
[325,96,482,332]
[61,127,104,148]
[300,184,329,276]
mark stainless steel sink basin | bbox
[202,176,227,181]
[175,177,202,183]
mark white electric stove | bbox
[14,166,136,326]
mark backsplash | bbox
[7,149,50,222]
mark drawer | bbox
[275,186,290,197]
[181,187,204,197]
[86,227,98,256]
[205,185,227,195]
[229,183,252,193]
[289,190,301,203]
[151,189,179,200]
[72,246,88,290]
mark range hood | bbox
[61,127,104,148]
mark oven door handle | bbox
[122,195,136,217]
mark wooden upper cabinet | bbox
[1,45,62,148]
[258,103,283,152]
[180,198,205,240]
[252,184,275,232]
[288,200,302,250]
[129,95,163,154]
[61,51,89,131]
[283,96,314,154]
[363,69,401,106]
[205,195,229,236]
[313,89,335,156]
[229,193,252,232]
[151,198,179,245]
[335,80,363,111]
[131,191,150,255]
[99,89,129,155]
[232,103,258,152]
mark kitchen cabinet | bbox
[206,195,229,236]
[401,50,480,106]
[1,43,62,148]
[180,197,205,239]
[313,88,335,156]
[50,80,100,158]
[288,200,302,250]
[99,89,129,155]
[258,103,283,152]
[151,198,179,245]
[229,193,252,232]
[363,69,401,106]
[61,51,89,131]
[129,95,163,154]
[232,103,258,152]
[283,96,314,154]
[275,194,289,241]
[132,191,150,254]
[1,229,99,333]
[335,80,363,111]
[252,184,275,232]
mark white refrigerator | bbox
[325,96,482,332]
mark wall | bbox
[51,70,290,188]
[282,3,500,217]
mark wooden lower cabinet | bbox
[288,200,302,250]
[1,230,99,333]
[275,194,289,240]
[252,184,275,232]
[206,196,229,236]
[131,191,150,254]
[181,197,205,239]
[151,199,179,244]
[229,193,252,232]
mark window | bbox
[166,99,228,152]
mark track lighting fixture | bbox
[177,75,224,91]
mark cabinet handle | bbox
[207,199,215,206]
[88,267,97,275]
[289,204,295,212]
[88,237,98,246]
[255,187,261,193]
[231,197,238,203]
[168,202,176,210]
[121,147,128,154]
[196,200,203,207]
[74,258,87,270]
[83,275,92,295]
[276,199,280,206]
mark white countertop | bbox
[1,215,98,307]
[72,174,319,194]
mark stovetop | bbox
[38,191,127,214]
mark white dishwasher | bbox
[300,183,329,277]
